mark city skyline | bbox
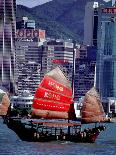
[16,0,111,8]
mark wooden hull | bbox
[69,132,100,143]
[6,118,105,143]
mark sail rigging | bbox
[81,87,105,124]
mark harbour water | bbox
[0,118,116,155]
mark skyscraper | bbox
[0,0,16,93]
[84,2,99,47]
[96,3,116,99]
[74,45,96,101]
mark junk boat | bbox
[6,67,106,143]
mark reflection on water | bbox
[0,118,116,155]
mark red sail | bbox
[32,100,75,120]
[81,87,105,124]
[32,67,76,120]
[34,87,73,104]
[40,76,72,96]
[32,99,70,112]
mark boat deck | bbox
[6,117,106,143]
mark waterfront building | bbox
[0,0,16,93]
[41,39,74,86]
[10,90,33,109]
[96,5,116,102]
[84,2,99,47]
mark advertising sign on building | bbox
[52,59,69,64]
[16,29,45,39]
[102,7,116,14]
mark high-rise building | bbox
[15,40,43,86]
[84,2,99,47]
[96,4,116,99]
[74,45,96,100]
[17,61,41,95]
[42,39,74,87]
[0,0,16,93]
[15,28,45,95]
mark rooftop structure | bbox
[16,17,35,29]
[84,2,99,47]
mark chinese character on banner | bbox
[17,29,24,37]
[102,7,116,14]
[102,8,107,13]
[109,8,113,13]
[26,29,32,38]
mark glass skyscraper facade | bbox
[0,0,16,92]
[96,6,116,98]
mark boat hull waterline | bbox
[6,118,106,143]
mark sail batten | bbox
[81,87,105,124]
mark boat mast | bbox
[94,65,96,88]
[72,48,76,97]
[68,46,76,135]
